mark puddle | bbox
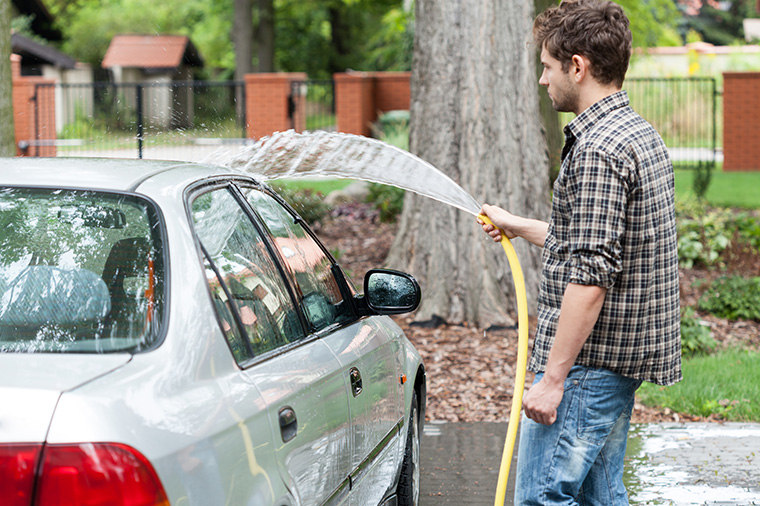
[625,423,760,506]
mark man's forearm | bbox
[542,283,607,386]
[516,218,549,247]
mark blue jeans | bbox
[514,366,642,506]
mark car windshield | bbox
[0,188,165,353]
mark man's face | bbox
[539,47,579,114]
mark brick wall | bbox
[244,72,307,139]
[11,54,57,157]
[334,72,376,137]
[374,72,411,113]
[723,72,760,171]
[334,71,411,137]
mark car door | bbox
[241,186,403,503]
[189,182,351,506]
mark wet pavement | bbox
[420,421,760,505]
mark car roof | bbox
[0,157,241,192]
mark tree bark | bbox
[0,0,15,157]
[233,0,255,80]
[535,0,563,184]
[386,0,550,328]
[255,0,275,72]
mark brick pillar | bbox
[723,72,760,171]
[334,72,377,137]
[373,72,411,112]
[12,54,57,157]
[244,72,307,139]
[10,53,21,80]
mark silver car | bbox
[0,157,425,506]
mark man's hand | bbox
[523,375,565,425]
[477,204,549,248]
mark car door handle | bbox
[349,367,363,397]
[278,406,297,443]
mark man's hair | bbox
[533,0,632,88]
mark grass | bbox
[272,177,354,195]
[675,167,760,209]
[637,348,760,421]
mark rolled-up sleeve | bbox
[565,147,629,289]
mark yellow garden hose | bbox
[477,215,530,506]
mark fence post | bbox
[334,72,376,137]
[244,72,307,139]
[136,84,144,159]
[12,54,57,157]
[723,72,760,171]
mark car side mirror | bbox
[362,269,421,315]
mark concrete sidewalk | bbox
[420,421,760,506]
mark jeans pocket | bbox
[576,370,639,445]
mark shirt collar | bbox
[564,90,630,141]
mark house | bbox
[102,35,204,129]
[9,0,88,83]
[10,0,96,149]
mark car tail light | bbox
[35,443,169,506]
[0,444,42,506]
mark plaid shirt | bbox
[531,91,682,386]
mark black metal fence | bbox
[27,77,717,167]
[28,80,248,161]
[560,77,720,170]
[627,77,719,169]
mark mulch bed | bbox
[318,203,760,424]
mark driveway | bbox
[420,421,760,506]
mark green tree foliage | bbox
[47,0,412,79]
[49,0,233,75]
[275,0,407,77]
[617,0,682,47]
[680,0,759,45]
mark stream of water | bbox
[222,130,482,216]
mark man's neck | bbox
[574,84,622,116]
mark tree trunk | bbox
[255,0,275,72]
[0,0,15,157]
[233,0,255,80]
[535,0,563,184]
[386,0,550,329]
[328,6,351,75]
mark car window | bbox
[191,188,304,361]
[0,188,164,353]
[243,187,352,332]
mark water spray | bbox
[225,131,530,505]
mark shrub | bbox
[366,111,409,222]
[734,212,760,250]
[692,160,714,199]
[680,307,716,357]
[698,276,760,321]
[269,183,330,225]
[676,196,733,268]
[366,183,405,223]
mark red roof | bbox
[102,35,202,69]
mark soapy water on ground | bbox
[626,423,760,505]
[222,130,482,216]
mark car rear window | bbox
[0,188,165,353]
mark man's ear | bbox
[571,54,589,83]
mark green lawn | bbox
[637,348,760,421]
[675,167,760,209]
[271,178,354,195]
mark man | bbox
[478,0,681,504]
